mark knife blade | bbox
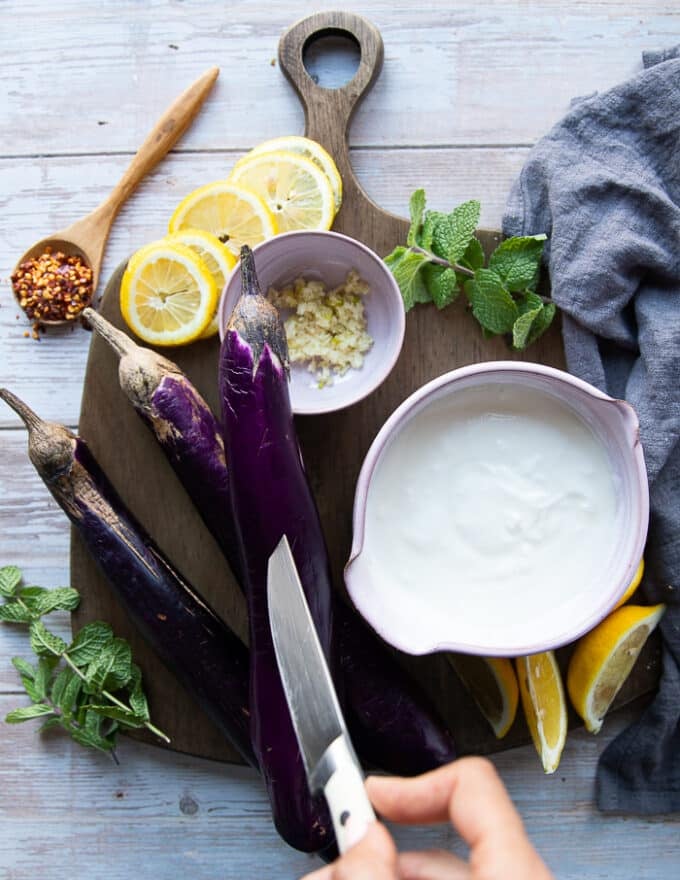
[267,534,376,854]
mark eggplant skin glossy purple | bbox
[218,247,335,854]
[0,388,255,769]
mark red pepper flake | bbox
[11,246,93,328]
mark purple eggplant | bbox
[82,308,243,583]
[0,387,255,769]
[218,246,335,853]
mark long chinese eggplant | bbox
[0,387,255,768]
[218,246,335,854]
[82,307,243,583]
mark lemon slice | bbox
[516,651,567,774]
[613,558,644,610]
[235,136,343,211]
[168,181,277,258]
[447,654,519,739]
[229,151,336,233]
[120,241,217,346]
[165,229,236,339]
[567,603,665,734]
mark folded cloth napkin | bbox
[503,47,680,814]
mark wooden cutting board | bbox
[72,10,660,764]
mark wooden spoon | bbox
[11,66,219,326]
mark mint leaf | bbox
[419,210,446,250]
[407,189,426,247]
[488,235,546,292]
[516,291,544,315]
[464,269,519,335]
[84,637,132,694]
[20,586,80,616]
[128,665,150,721]
[85,704,147,728]
[423,264,460,309]
[11,657,36,680]
[0,602,35,624]
[69,724,115,753]
[33,657,57,700]
[5,704,54,723]
[0,566,22,597]
[512,306,543,349]
[461,236,485,271]
[526,302,556,346]
[29,621,67,656]
[56,669,83,719]
[385,247,431,310]
[431,200,481,264]
[68,622,114,666]
[40,716,63,733]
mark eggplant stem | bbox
[240,245,262,298]
[0,387,43,432]
[83,308,138,359]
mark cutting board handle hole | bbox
[302,30,361,90]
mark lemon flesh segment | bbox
[516,651,567,774]
[567,603,665,734]
[168,181,277,259]
[165,229,236,339]
[229,151,336,233]
[613,558,645,610]
[236,136,343,212]
[120,242,217,347]
[447,654,519,739]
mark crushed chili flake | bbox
[11,246,93,328]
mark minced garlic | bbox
[268,270,373,387]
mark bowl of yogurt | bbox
[344,362,649,656]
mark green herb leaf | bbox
[384,247,431,310]
[419,211,446,250]
[0,602,36,624]
[20,586,80,616]
[69,724,116,753]
[11,657,36,680]
[422,264,460,309]
[431,200,481,264]
[33,657,57,700]
[0,566,22,597]
[5,704,54,723]
[85,704,147,728]
[29,620,67,657]
[407,189,426,247]
[488,234,546,292]
[67,622,114,666]
[516,291,544,315]
[40,716,63,733]
[55,669,83,719]
[464,269,519,335]
[527,302,556,346]
[128,664,150,721]
[512,306,543,349]
[461,236,485,271]
[84,637,133,694]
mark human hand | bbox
[301,756,554,880]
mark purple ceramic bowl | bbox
[344,361,649,657]
[218,230,405,415]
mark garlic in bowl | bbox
[345,362,649,657]
[218,230,405,415]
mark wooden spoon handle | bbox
[278,12,405,254]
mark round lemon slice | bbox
[613,558,644,610]
[516,651,567,774]
[235,136,343,211]
[229,150,336,233]
[120,241,217,346]
[567,603,665,734]
[447,654,519,739]
[165,229,236,339]
[168,181,277,258]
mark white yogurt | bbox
[361,382,620,649]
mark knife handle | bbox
[321,736,376,854]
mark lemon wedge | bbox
[120,241,217,346]
[447,654,519,739]
[235,136,343,212]
[168,181,277,258]
[516,651,567,774]
[229,150,336,233]
[567,603,665,734]
[613,558,645,610]
[165,229,236,339]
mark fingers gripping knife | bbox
[267,536,376,853]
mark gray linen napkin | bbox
[503,48,680,814]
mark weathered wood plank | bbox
[1,146,529,427]
[2,1,677,155]
[0,696,677,880]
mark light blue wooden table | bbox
[1,2,679,877]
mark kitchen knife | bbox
[267,535,376,854]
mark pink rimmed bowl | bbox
[344,361,649,657]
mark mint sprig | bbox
[385,189,555,349]
[1,564,168,757]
